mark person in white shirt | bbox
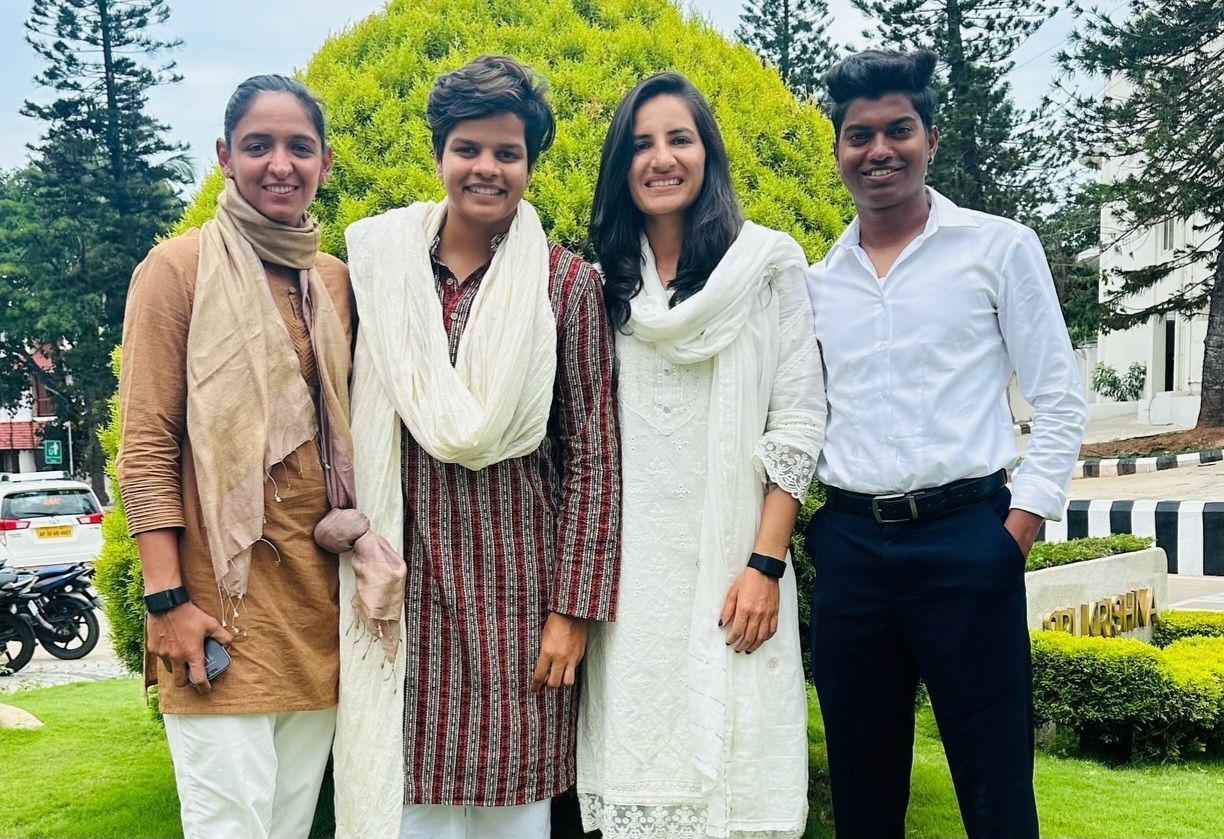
[805,50,1086,839]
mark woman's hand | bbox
[146,602,233,694]
[531,612,588,692]
[719,567,780,653]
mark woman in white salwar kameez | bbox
[576,73,826,839]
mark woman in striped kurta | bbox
[400,233,621,807]
[335,56,620,839]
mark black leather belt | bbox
[826,469,1007,524]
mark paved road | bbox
[1168,574,1224,612]
[1068,459,1224,501]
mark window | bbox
[1,489,99,520]
[1162,218,1175,251]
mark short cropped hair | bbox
[426,55,556,167]
[824,50,938,137]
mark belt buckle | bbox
[871,492,919,524]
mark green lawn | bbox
[3,679,1224,839]
[0,679,180,839]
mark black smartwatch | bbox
[144,586,190,614]
[747,552,787,579]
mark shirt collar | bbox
[831,187,979,255]
[429,231,507,268]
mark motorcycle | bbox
[0,566,37,675]
[19,563,101,660]
[0,560,101,667]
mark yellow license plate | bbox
[35,525,73,539]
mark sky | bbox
[0,0,1080,187]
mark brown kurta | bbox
[116,228,354,715]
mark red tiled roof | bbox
[0,421,46,451]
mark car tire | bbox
[0,612,36,675]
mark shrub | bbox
[1091,361,1146,402]
[1031,631,1224,761]
[93,347,145,675]
[790,482,825,677]
[175,0,852,260]
[1154,610,1224,648]
[1030,631,1179,760]
[1026,533,1152,572]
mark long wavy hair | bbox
[589,73,742,331]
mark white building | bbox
[1094,80,1212,426]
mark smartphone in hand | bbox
[188,637,231,686]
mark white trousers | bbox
[399,801,552,839]
[163,707,337,839]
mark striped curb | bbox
[1072,448,1223,479]
[1039,498,1224,576]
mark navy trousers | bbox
[806,487,1039,839]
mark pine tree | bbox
[1060,0,1224,427]
[737,0,843,98]
[2,0,187,496]
[851,0,1058,220]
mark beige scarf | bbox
[333,199,555,839]
[188,182,404,656]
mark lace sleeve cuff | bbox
[752,439,816,501]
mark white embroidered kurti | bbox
[577,243,825,839]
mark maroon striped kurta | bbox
[401,237,621,806]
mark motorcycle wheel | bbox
[36,597,100,660]
[0,612,36,675]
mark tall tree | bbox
[851,0,1058,221]
[3,0,188,496]
[737,0,842,98]
[1059,0,1224,427]
[1033,181,1104,346]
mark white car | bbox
[0,472,104,570]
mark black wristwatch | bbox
[144,586,191,614]
[747,552,787,579]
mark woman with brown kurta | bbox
[116,75,362,839]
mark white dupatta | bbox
[626,221,808,835]
[333,200,555,839]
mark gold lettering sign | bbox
[1041,588,1156,637]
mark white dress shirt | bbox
[806,189,1086,521]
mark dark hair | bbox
[426,55,556,168]
[590,73,742,331]
[223,74,327,148]
[824,50,938,138]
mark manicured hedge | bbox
[92,347,145,675]
[1154,610,1224,648]
[1032,627,1224,761]
[1026,533,1153,572]
[175,0,852,260]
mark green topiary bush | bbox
[1031,631,1224,761]
[1026,533,1153,572]
[1031,631,1179,760]
[1154,610,1224,648]
[174,0,852,260]
[93,346,145,675]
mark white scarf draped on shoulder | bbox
[626,220,808,836]
[332,199,555,839]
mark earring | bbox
[928,156,935,165]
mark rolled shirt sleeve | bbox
[999,228,1088,520]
